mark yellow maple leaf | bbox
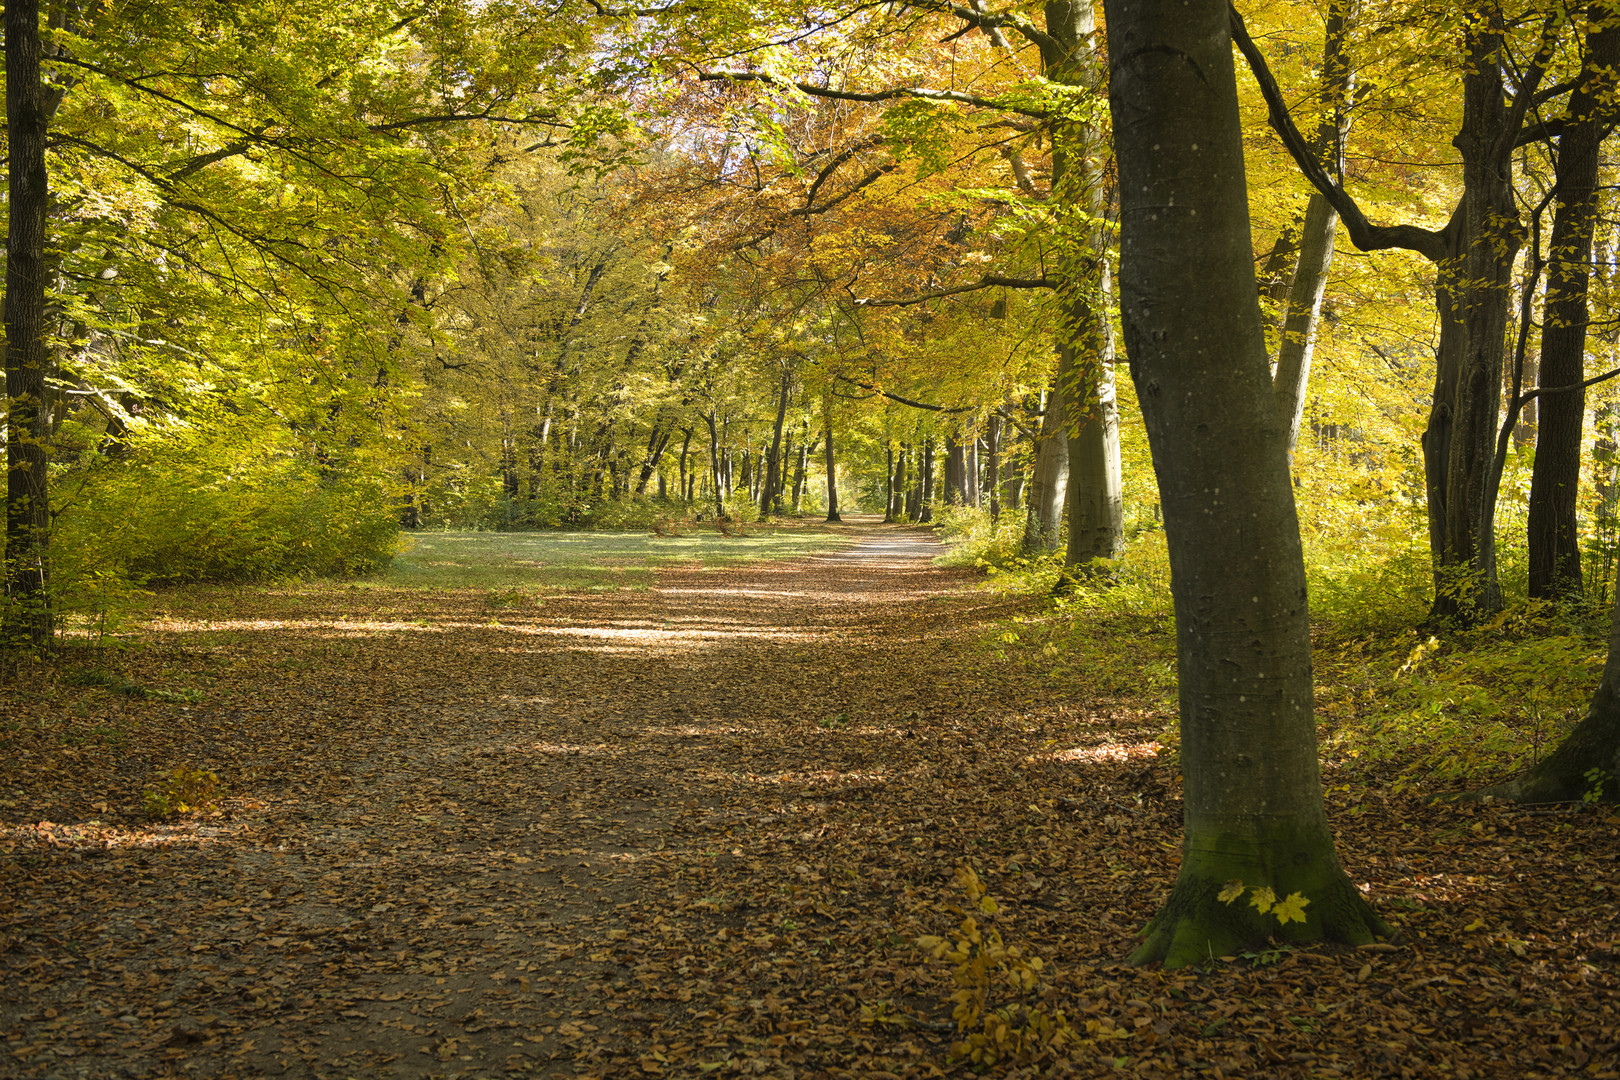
[1248,885,1278,914]
[1217,879,1245,904]
[1272,892,1310,926]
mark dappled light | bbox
[7,522,1619,1078]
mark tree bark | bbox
[822,394,841,522]
[887,440,900,521]
[1272,2,1356,456]
[985,416,1001,522]
[1273,192,1337,454]
[1528,8,1620,602]
[918,437,935,523]
[1424,15,1525,623]
[1047,0,1124,574]
[1021,372,1070,553]
[677,428,692,506]
[761,372,791,518]
[704,410,726,518]
[965,429,980,507]
[1064,333,1124,569]
[1105,0,1387,967]
[5,0,53,647]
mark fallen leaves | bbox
[1,522,1618,1078]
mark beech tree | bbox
[1105,0,1387,965]
[1235,3,1616,623]
[4,0,53,646]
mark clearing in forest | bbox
[2,519,1617,1078]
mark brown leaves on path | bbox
[2,519,1618,1078]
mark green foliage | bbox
[143,766,223,819]
[933,505,1042,576]
[65,668,204,705]
[1317,603,1606,788]
[57,454,400,589]
[916,866,1127,1069]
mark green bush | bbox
[55,455,400,588]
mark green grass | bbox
[376,525,858,592]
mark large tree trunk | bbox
[1105,0,1387,967]
[1528,12,1620,602]
[1424,17,1524,623]
[1046,0,1124,576]
[1472,580,1620,804]
[5,0,53,647]
[1065,340,1125,569]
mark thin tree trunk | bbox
[677,428,692,506]
[894,444,910,521]
[965,430,980,508]
[1105,0,1386,966]
[762,372,791,518]
[919,438,935,523]
[704,410,725,519]
[1274,3,1357,456]
[985,417,1001,522]
[1528,9,1620,601]
[4,0,53,646]
[884,444,897,523]
[822,394,841,522]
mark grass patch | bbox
[65,668,206,704]
[376,523,858,592]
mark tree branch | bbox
[901,0,1061,56]
[699,69,1051,119]
[852,274,1057,307]
[836,375,975,412]
[1228,3,1447,261]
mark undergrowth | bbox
[939,505,1610,795]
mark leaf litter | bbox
[2,520,1618,1078]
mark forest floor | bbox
[2,516,1618,1079]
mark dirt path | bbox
[2,521,1080,1079]
[6,520,1618,1079]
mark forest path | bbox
[10,521,1612,1080]
[5,519,1167,1080]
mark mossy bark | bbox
[1129,822,1389,968]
